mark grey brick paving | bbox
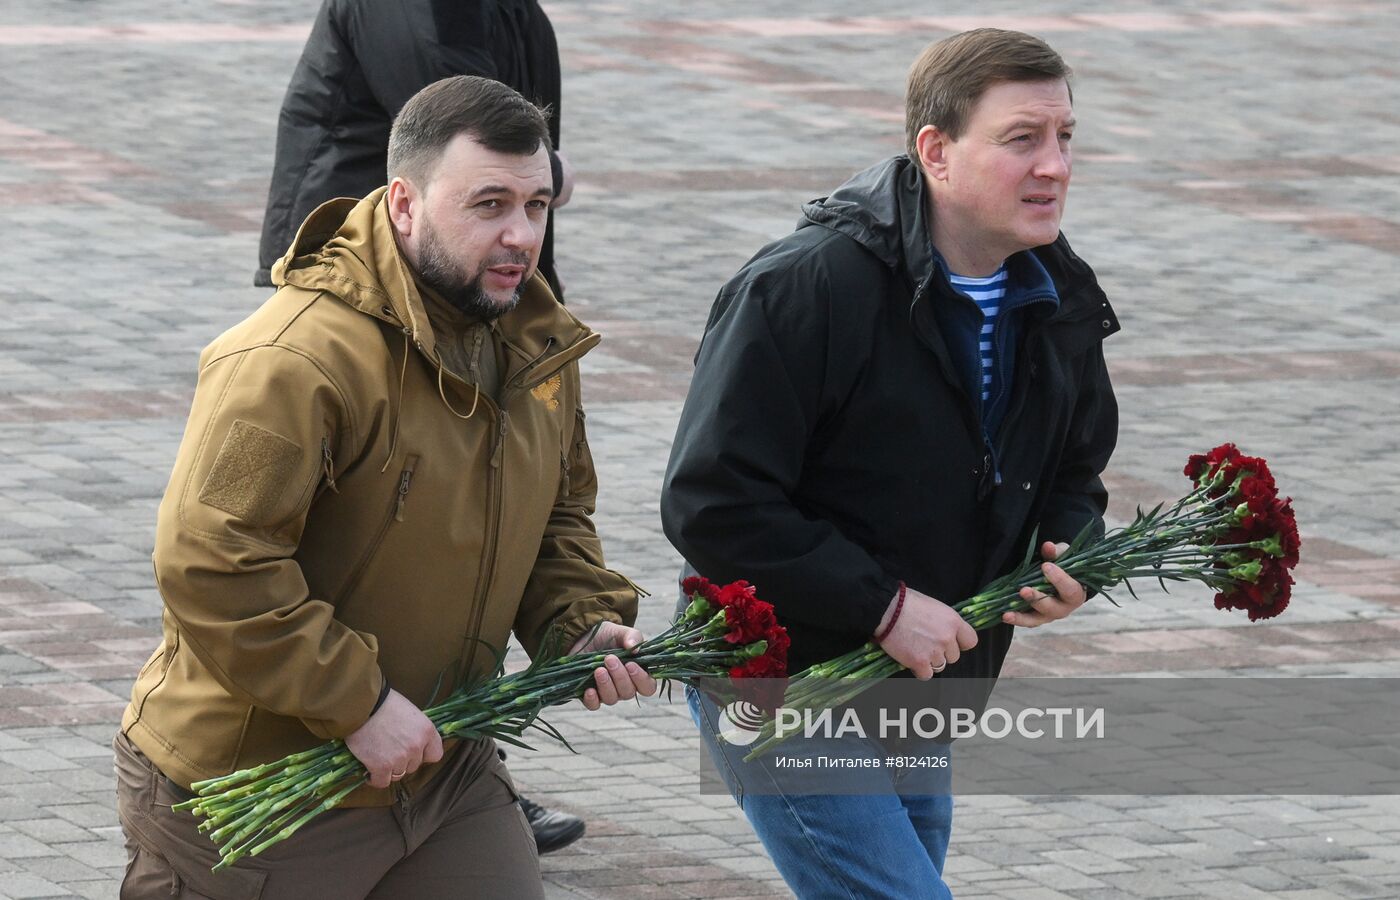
[2,0,1400,898]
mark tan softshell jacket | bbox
[121,190,639,805]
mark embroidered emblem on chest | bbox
[531,374,562,411]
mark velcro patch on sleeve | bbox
[197,419,303,523]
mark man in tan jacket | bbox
[115,76,651,899]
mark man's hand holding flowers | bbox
[874,586,979,681]
[569,622,659,709]
[1003,541,1089,627]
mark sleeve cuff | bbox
[370,677,391,716]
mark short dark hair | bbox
[905,29,1072,157]
[387,75,551,186]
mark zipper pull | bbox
[395,467,414,521]
[321,437,339,493]
[490,411,510,468]
[978,451,1001,500]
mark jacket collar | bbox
[799,155,932,292]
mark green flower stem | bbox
[245,780,363,860]
[427,646,748,728]
[185,599,781,868]
[213,788,330,871]
[744,480,1273,760]
[186,744,332,794]
[178,747,355,815]
[205,762,360,847]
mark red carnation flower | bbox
[1244,564,1293,621]
[716,580,758,608]
[755,628,790,675]
[1237,475,1277,524]
[1216,557,1293,621]
[1268,498,1301,567]
[723,593,779,645]
[1187,443,1242,484]
[730,653,786,680]
[1213,590,1243,613]
[682,575,722,606]
[1237,457,1275,491]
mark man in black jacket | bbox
[255,0,570,299]
[662,29,1118,898]
[255,0,582,854]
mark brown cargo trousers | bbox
[114,731,545,899]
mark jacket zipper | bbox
[998,328,1039,438]
[978,318,1023,501]
[460,397,507,680]
[985,325,1043,499]
[910,276,1001,497]
[335,455,418,604]
[978,292,1055,498]
[422,334,594,678]
[458,338,595,677]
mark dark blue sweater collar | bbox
[930,242,1062,314]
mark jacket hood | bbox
[799,155,933,292]
[270,189,593,374]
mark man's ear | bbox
[386,177,418,239]
[915,124,952,183]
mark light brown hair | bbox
[905,29,1072,157]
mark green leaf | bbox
[1067,519,1096,554]
[1022,526,1041,567]
[491,732,538,751]
[528,716,577,754]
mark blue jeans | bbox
[687,686,955,900]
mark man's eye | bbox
[477,199,501,209]
[527,199,549,210]
[1011,134,1032,143]
[1059,132,1074,143]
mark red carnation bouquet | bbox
[743,443,1300,758]
[179,579,788,870]
[680,576,790,679]
[1184,443,1299,620]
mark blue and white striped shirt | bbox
[947,266,1009,405]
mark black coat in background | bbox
[256,0,562,292]
[661,156,1121,678]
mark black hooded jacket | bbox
[661,156,1120,677]
[255,0,562,290]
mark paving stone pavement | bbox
[1,0,1399,897]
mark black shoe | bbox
[519,796,585,854]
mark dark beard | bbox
[416,226,527,321]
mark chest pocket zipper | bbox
[394,460,416,522]
[335,455,419,605]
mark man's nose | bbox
[500,210,538,249]
[1035,142,1071,181]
